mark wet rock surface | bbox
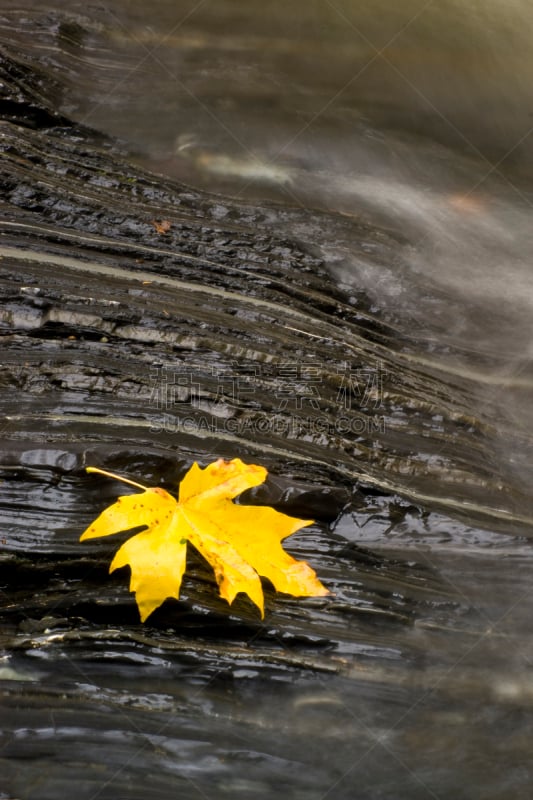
[2,9,533,800]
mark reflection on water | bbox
[2,2,533,799]
[39,1,533,172]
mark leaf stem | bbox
[86,466,148,491]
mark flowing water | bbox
[1,2,533,799]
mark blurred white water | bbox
[91,0,533,498]
[108,0,532,365]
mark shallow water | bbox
[2,3,533,799]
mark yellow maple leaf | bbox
[80,458,329,621]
